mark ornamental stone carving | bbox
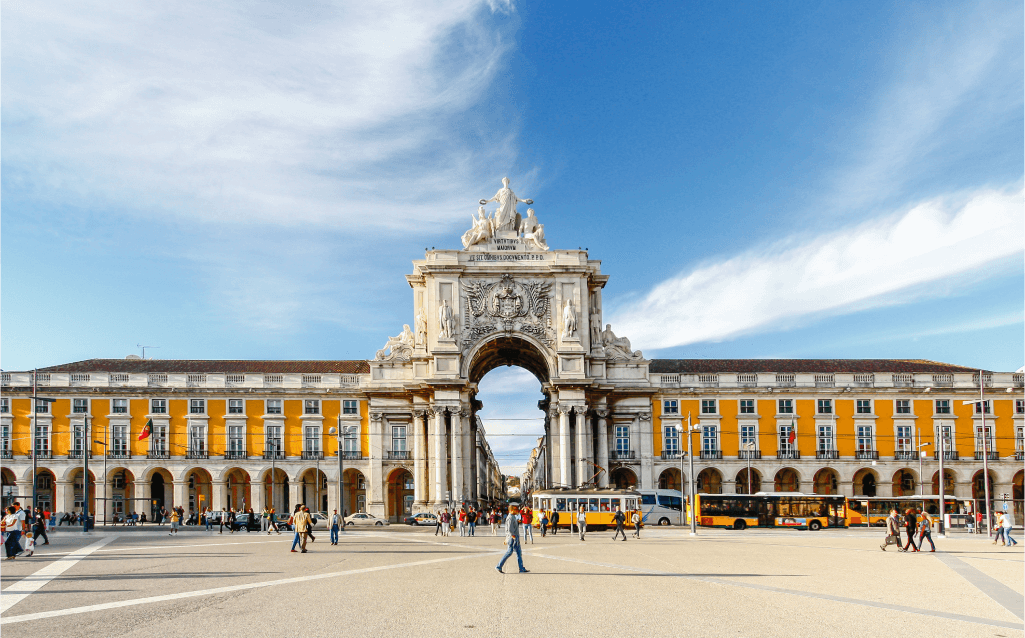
[601,324,644,361]
[438,299,456,340]
[376,325,414,361]
[562,299,577,338]
[460,274,553,349]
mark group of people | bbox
[881,506,1018,552]
[434,505,504,537]
[1,502,50,560]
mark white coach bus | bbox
[637,489,684,526]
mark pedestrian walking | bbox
[576,506,587,541]
[918,510,935,552]
[290,506,312,553]
[23,531,35,557]
[631,509,641,538]
[303,507,316,544]
[550,509,560,535]
[435,509,444,536]
[168,508,180,535]
[881,508,902,551]
[45,508,55,532]
[540,511,549,537]
[1002,509,1018,547]
[261,507,270,533]
[32,508,49,545]
[203,507,211,531]
[330,509,341,545]
[611,506,627,541]
[159,506,168,526]
[495,505,529,574]
[490,509,499,536]
[467,507,477,536]
[458,507,467,537]
[3,506,24,560]
[521,505,534,544]
[993,512,1007,545]
[902,509,919,552]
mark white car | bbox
[343,512,390,526]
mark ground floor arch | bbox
[813,468,838,495]
[931,470,955,496]
[147,468,173,519]
[697,468,723,494]
[774,468,799,492]
[262,468,290,514]
[225,467,252,512]
[387,467,415,522]
[106,466,137,522]
[853,468,877,496]
[735,468,761,494]
[183,468,213,515]
[658,467,681,491]
[972,470,996,503]
[611,467,637,489]
[297,467,328,513]
[65,467,97,514]
[33,467,57,513]
[891,468,917,497]
[1,468,17,509]
[344,469,367,514]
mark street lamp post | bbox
[938,427,948,537]
[31,369,37,512]
[745,441,755,494]
[82,418,90,533]
[916,442,931,496]
[963,371,993,538]
[686,413,697,536]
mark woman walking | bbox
[540,511,549,537]
[918,510,935,552]
[490,509,500,536]
[3,506,24,559]
[902,509,919,552]
[168,508,180,535]
[1002,509,1018,547]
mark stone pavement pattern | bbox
[1,527,1022,637]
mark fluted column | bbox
[639,412,654,489]
[368,412,385,516]
[559,406,571,487]
[413,410,427,507]
[461,410,473,503]
[596,410,610,488]
[576,406,590,487]
[450,410,464,505]
[431,406,448,506]
[212,480,227,511]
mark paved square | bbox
[2,526,1022,636]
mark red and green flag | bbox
[139,419,152,441]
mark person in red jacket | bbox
[520,505,534,544]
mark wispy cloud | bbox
[613,185,1024,351]
[477,367,545,475]
[2,0,519,230]
[611,3,1023,352]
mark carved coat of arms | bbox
[460,274,553,348]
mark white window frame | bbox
[34,399,50,414]
[663,399,679,415]
[34,423,51,455]
[778,423,796,454]
[614,425,630,453]
[816,399,832,415]
[111,398,128,414]
[974,424,994,453]
[227,424,245,454]
[701,425,719,453]
[856,425,874,453]
[228,399,245,415]
[188,422,207,454]
[304,399,321,415]
[111,425,129,455]
[1016,425,1024,453]
[73,398,89,414]
[663,424,679,453]
[150,398,167,414]
[342,400,359,415]
[189,399,206,415]
[0,398,9,413]
[304,424,322,453]
[266,424,284,457]
[856,399,872,415]
[266,399,283,415]
[895,399,912,415]
[817,424,835,452]
[740,424,757,450]
[0,424,11,453]
[150,423,168,455]
[973,400,991,415]
[934,399,951,415]
[391,425,407,453]
[895,425,913,453]
[1016,399,1025,415]
[341,425,359,454]
[739,399,755,415]
[700,399,717,415]
[777,399,793,414]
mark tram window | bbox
[567,498,577,510]
[542,498,551,510]
[658,495,683,511]
[641,494,656,506]
[611,498,621,511]
[600,498,610,511]
[555,498,566,511]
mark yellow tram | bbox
[530,488,642,530]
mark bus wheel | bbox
[733,520,746,530]
[808,520,822,531]
[658,518,670,526]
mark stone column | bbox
[288,479,302,511]
[450,411,464,505]
[639,413,654,490]
[368,412,385,516]
[596,410,610,488]
[136,481,151,516]
[559,407,571,487]
[172,481,188,511]
[211,480,227,511]
[469,420,479,502]
[576,406,590,487]
[432,407,448,506]
[250,479,265,514]
[461,411,473,503]
[413,411,427,508]
[56,480,72,514]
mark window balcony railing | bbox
[855,451,879,460]
[934,451,959,461]
[340,450,364,460]
[224,450,248,460]
[30,451,52,460]
[610,450,635,460]
[385,450,409,460]
[185,451,209,460]
[1015,451,1024,461]
[301,451,324,460]
[974,451,998,461]
[107,451,132,460]
[816,450,839,460]
[660,450,683,460]
[67,451,93,460]
[700,450,722,460]
[263,450,286,460]
[777,450,800,460]
[0,450,12,460]
[147,452,170,460]
[737,450,761,460]
[893,451,916,461]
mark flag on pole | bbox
[139,418,152,441]
[788,416,797,445]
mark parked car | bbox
[271,513,293,531]
[403,512,437,526]
[343,512,389,526]
[229,513,263,532]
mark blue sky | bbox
[3,1,1022,473]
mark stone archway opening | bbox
[387,468,414,522]
[1,468,16,510]
[611,467,637,489]
[931,470,955,496]
[892,468,917,497]
[343,469,367,514]
[774,468,799,492]
[853,469,877,497]
[659,468,682,491]
[698,468,723,494]
[224,468,252,512]
[813,468,838,495]
[735,468,761,494]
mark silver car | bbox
[343,512,390,526]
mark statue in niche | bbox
[376,324,414,361]
[414,308,427,346]
[480,177,532,232]
[562,299,577,338]
[438,299,456,339]
[590,311,602,347]
[521,209,549,251]
[601,324,643,361]
[461,206,494,249]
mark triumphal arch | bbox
[367,177,655,509]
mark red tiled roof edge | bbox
[35,359,371,374]
[647,359,986,374]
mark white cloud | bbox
[2,0,518,229]
[477,367,545,475]
[612,186,1024,350]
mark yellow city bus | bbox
[531,488,641,530]
[847,496,963,526]
[692,493,848,530]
